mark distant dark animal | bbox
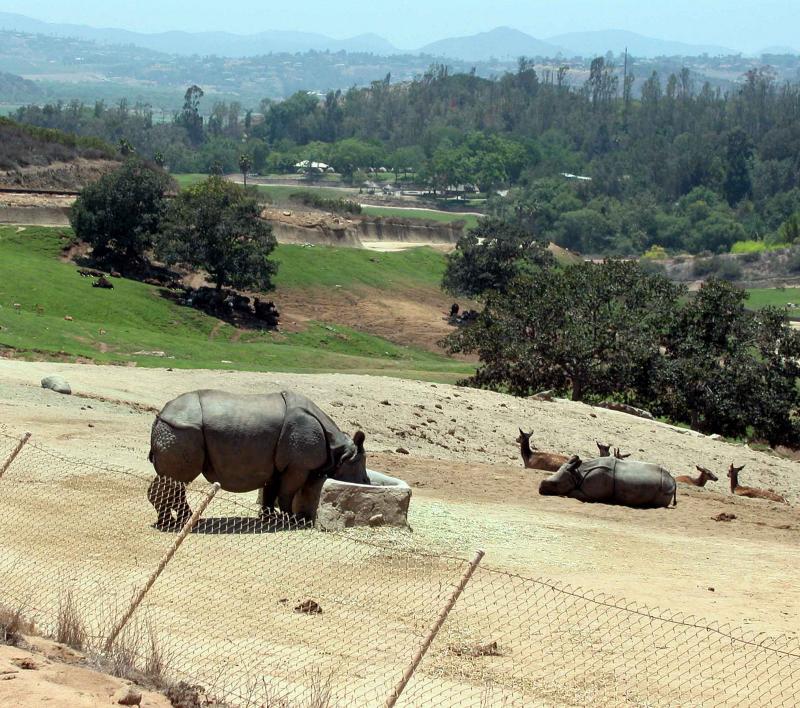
[539,455,677,508]
[147,475,192,530]
[727,464,788,504]
[676,465,719,487]
[516,429,569,472]
[149,389,369,521]
[450,303,460,318]
[78,268,105,278]
[92,276,114,289]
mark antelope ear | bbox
[352,431,366,450]
[519,428,525,436]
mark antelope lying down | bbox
[676,465,719,487]
[516,430,569,472]
[727,464,788,504]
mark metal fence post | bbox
[0,432,31,480]
[104,482,221,652]
[384,548,485,708]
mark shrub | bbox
[692,257,718,277]
[642,245,668,260]
[716,259,743,281]
[787,250,800,273]
[730,240,767,254]
[289,191,362,215]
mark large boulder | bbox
[315,470,411,532]
[41,375,71,395]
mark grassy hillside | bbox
[0,227,472,382]
[273,244,446,290]
[0,117,114,171]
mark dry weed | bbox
[0,605,33,646]
[56,590,87,649]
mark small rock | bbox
[709,434,724,441]
[380,400,391,406]
[713,513,736,522]
[708,587,715,592]
[294,599,322,615]
[41,376,71,395]
[88,423,95,428]
[64,315,73,321]
[113,685,143,706]
[589,413,597,418]
[435,404,443,410]
[368,513,384,527]
[396,447,410,455]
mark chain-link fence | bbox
[0,430,798,707]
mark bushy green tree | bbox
[446,260,683,401]
[69,158,171,269]
[653,279,800,444]
[158,177,277,292]
[442,219,555,298]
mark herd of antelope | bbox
[516,429,790,505]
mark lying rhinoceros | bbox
[148,389,369,521]
[539,455,677,508]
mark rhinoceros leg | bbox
[259,475,281,517]
[274,406,329,520]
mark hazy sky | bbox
[0,0,795,52]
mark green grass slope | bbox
[746,287,800,312]
[0,227,472,382]
[273,243,446,290]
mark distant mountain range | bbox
[0,12,400,56]
[0,11,773,61]
[548,30,734,59]
[420,27,564,61]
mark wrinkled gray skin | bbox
[149,390,369,521]
[539,455,677,508]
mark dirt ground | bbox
[0,360,798,705]
[0,359,797,630]
[275,284,467,354]
[0,636,170,707]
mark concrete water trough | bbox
[315,470,411,531]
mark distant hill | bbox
[0,117,115,174]
[0,11,399,57]
[0,71,41,101]
[760,46,800,56]
[548,30,734,58]
[420,27,564,61]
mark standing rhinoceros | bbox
[148,389,369,521]
[539,455,677,508]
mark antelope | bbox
[517,429,569,472]
[727,464,788,504]
[676,465,719,487]
[596,442,631,459]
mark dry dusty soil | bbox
[0,359,798,705]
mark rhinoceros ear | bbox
[353,431,366,451]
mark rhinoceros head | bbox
[329,430,370,485]
[538,455,583,496]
